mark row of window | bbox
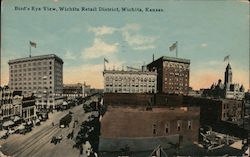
[105,88,155,93]
[106,76,156,82]
[11,77,53,82]
[165,84,188,89]
[10,66,53,72]
[11,86,53,90]
[164,62,189,69]
[153,120,192,135]
[11,71,53,77]
[10,78,52,85]
[105,82,156,86]
[223,103,241,109]
[0,99,13,105]
[37,100,54,103]
[10,61,53,69]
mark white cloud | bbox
[86,23,156,55]
[201,43,208,47]
[239,0,249,4]
[122,23,141,32]
[82,38,119,59]
[88,26,117,36]
[64,51,76,60]
[133,45,155,50]
[121,24,156,50]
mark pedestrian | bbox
[80,145,83,155]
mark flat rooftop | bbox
[8,54,63,64]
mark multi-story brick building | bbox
[8,54,64,109]
[101,106,200,139]
[0,87,22,119]
[184,97,243,125]
[0,86,22,129]
[147,56,190,94]
[22,96,36,122]
[100,93,200,152]
[100,104,200,152]
[103,68,157,93]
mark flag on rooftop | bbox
[30,41,36,48]
[224,55,230,61]
[169,42,177,52]
[104,58,109,63]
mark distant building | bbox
[185,97,243,125]
[243,92,250,131]
[184,96,248,138]
[8,54,64,109]
[63,83,84,99]
[202,63,245,100]
[83,82,91,96]
[188,88,203,97]
[147,56,190,95]
[103,67,157,93]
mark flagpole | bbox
[104,58,106,71]
[29,41,31,57]
[176,41,178,58]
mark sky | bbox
[1,0,249,90]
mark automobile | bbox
[51,135,63,144]
[51,136,57,144]
[59,114,72,128]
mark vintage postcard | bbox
[0,0,249,157]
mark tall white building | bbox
[103,67,157,93]
[8,54,64,109]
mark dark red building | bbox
[147,56,190,95]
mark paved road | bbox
[0,104,91,157]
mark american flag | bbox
[30,41,37,48]
[224,55,230,61]
[169,42,177,52]
[104,58,109,63]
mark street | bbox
[0,104,92,157]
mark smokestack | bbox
[153,54,155,61]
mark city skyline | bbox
[1,0,249,90]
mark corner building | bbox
[8,54,63,109]
[147,56,190,94]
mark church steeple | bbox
[224,63,232,85]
